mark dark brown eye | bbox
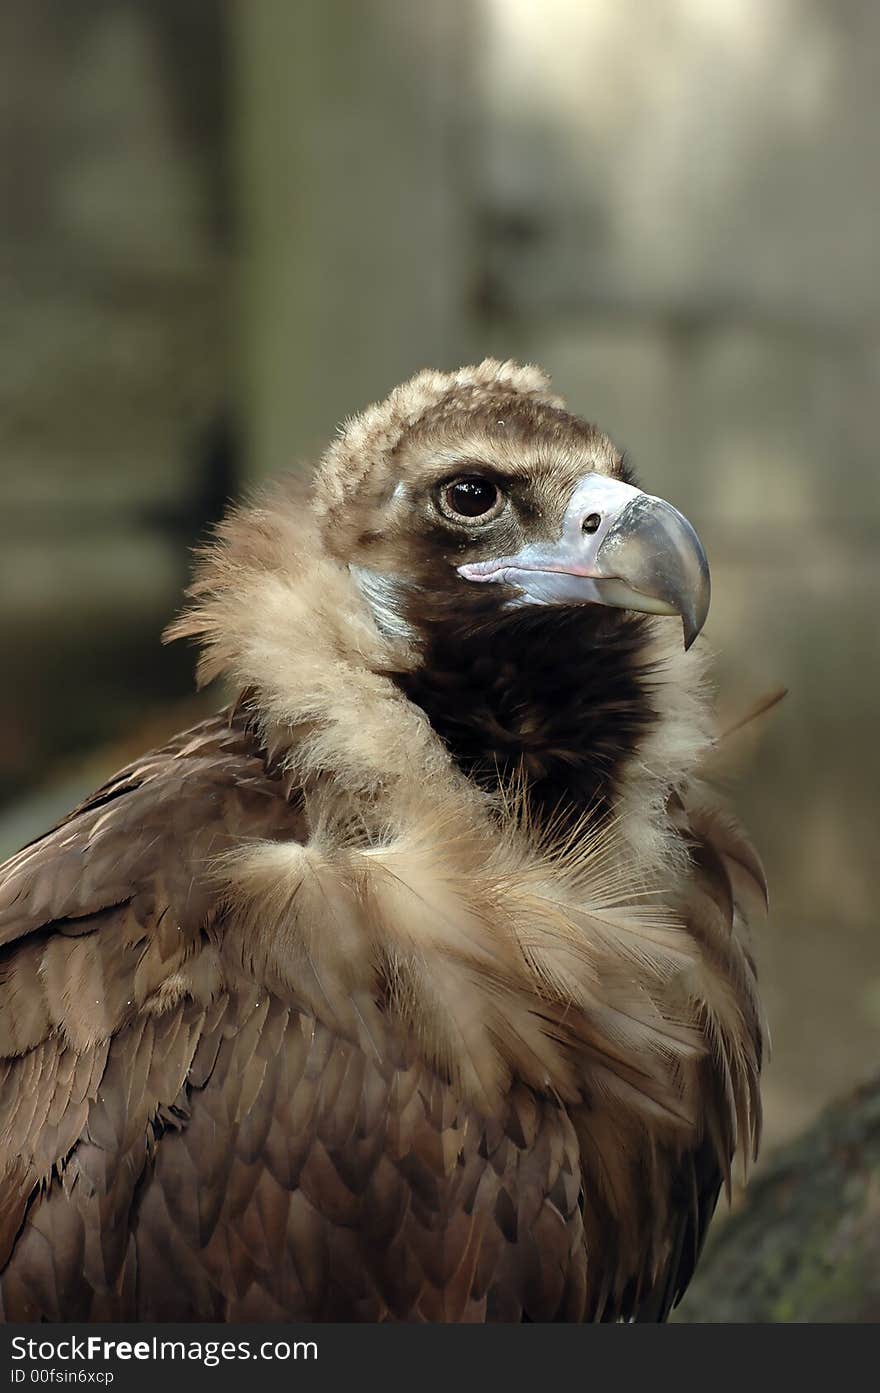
[440,477,501,520]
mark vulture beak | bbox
[458,475,710,649]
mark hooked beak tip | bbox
[595,493,711,648]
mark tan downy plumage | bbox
[0,361,766,1320]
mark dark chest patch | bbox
[397,608,658,831]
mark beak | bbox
[457,474,710,649]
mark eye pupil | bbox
[444,478,499,518]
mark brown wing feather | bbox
[0,714,299,1315]
[0,715,590,1321]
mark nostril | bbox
[582,513,602,535]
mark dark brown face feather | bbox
[320,392,629,574]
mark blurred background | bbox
[1,0,878,1316]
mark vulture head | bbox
[324,369,709,651]
[302,359,712,832]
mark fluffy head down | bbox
[312,358,567,528]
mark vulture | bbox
[0,360,766,1322]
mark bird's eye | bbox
[440,476,502,521]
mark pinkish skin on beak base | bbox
[457,475,711,650]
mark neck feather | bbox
[397,607,659,833]
[167,493,718,1130]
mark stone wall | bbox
[0,1,234,801]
